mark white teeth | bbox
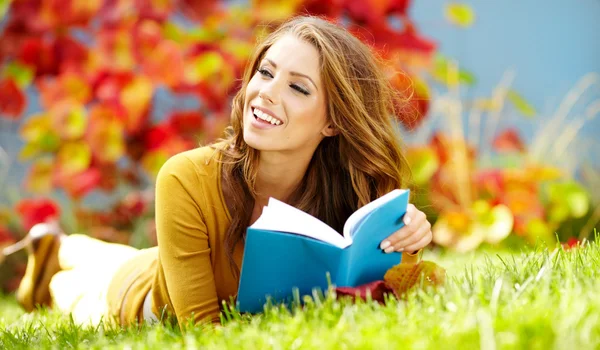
[253,108,281,125]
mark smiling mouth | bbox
[252,107,283,125]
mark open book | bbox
[237,189,410,313]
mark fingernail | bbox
[384,246,395,254]
[404,216,412,225]
[380,241,391,250]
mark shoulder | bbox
[157,142,225,181]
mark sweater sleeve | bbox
[154,153,221,326]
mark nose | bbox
[258,79,280,105]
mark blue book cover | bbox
[237,189,410,313]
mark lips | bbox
[251,106,284,125]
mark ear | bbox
[321,124,339,137]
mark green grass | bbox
[1,240,599,349]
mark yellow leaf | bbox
[62,74,91,104]
[57,141,92,175]
[384,261,446,297]
[222,39,254,62]
[141,150,170,179]
[445,3,475,28]
[89,120,125,163]
[50,101,88,139]
[507,89,536,118]
[19,142,42,161]
[113,31,135,71]
[2,61,34,88]
[120,76,153,133]
[184,52,224,84]
[20,113,52,142]
[25,158,54,194]
[480,204,514,244]
[406,146,438,185]
[251,0,303,21]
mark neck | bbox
[254,148,315,206]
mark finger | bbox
[403,229,433,252]
[386,224,430,253]
[381,210,427,249]
[403,204,417,225]
[381,226,411,249]
[392,212,428,247]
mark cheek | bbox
[245,77,259,100]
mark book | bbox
[236,189,410,313]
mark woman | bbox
[2,15,432,328]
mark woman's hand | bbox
[380,204,432,254]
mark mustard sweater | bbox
[105,143,419,327]
[106,143,243,326]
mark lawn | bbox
[1,240,599,349]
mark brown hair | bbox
[215,16,412,277]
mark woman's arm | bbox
[155,154,220,326]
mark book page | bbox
[342,189,407,241]
[250,198,351,249]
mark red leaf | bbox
[344,0,389,25]
[492,128,525,153]
[135,0,175,21]
[0,79,26,119]
[179,0,221,22]
[387,0,412,16]
[474,170,505,198]
[298,0,343,19]
[53,36,89,72]
[15,198,61,231]
[335,280,393,303]
[93,71,135,104]
[19,38,59,76]
[167,111,205,135]
[0,20,33,59]
[563,237,580,250]
[145,123,175,150]
[0,225,16,244]
[55,167,102,199]
[131,20,163,61]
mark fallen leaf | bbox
[384,261,446,297]
[335,280,393,303]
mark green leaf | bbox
[57,142,92,175]
[0,0,11,20]
[432,54,477,87]
[507,89,536,118]
[2,61,34,88]
[162,22,185,43]
[185,52,224,83]
[406,147,439,185]
[445,3,476,28]
[547,181,590,219]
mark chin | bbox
[243,129,273,151]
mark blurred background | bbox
[0,0,599,291]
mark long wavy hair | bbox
[215,16,412,277]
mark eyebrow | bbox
[264,58,319,91]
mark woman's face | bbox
[243,34,333,154]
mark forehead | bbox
[262,35,321,80]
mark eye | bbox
[257,68,273,78]
[291,84,310,96]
